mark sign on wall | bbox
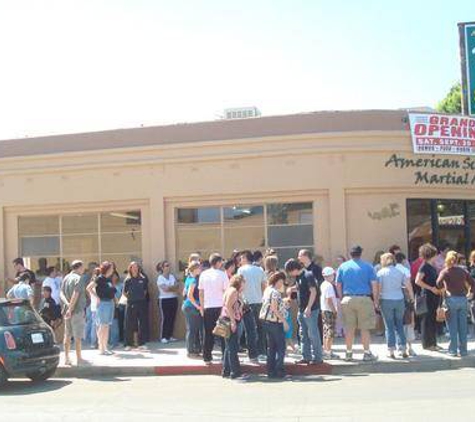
[459,22,475,115]
[408,113,475,155]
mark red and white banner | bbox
[409,113,475,155]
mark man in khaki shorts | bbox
[60,260,87,366]
[336,246,379,362]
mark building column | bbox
[329,187,348,263]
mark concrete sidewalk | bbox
[54,336,475,378]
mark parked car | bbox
[0,298,60,387]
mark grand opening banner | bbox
[408,113,475,155]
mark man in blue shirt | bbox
[336,245,379,362]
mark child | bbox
[283,297,296,353]
[40,286,62,329]
[320,267,339,360]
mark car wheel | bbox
[0,364,8,388]
[27,367,57,383]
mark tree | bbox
[436,83,462,114]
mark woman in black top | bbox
[87,261,116,355]
[123,261,149,350]
[415,243,441,351]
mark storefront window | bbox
[176,202,314,269]
[18,210,142,275]
[407,199,474,261]
[406,199,432,261]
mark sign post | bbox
[459,22,475,115]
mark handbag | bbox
[212,316,231,339]
[414,293,428,316]
[436,294,450,323]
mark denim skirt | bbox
[96,300,115,325]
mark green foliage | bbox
[436,83,462,114]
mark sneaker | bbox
[363,351,378,362]
[344,351,353,362]
[328,352,340,360]
[322,352,332,361]
[294,358,310,365]
[169,337,178,342]
[258,354,267,361]
[408,348,417,357]
[231,373,250,381]
[160,338,169,344]
[387,351,396,359]
[397,350,409,359]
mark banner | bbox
[408,113,475,155]
[459,22,475,115]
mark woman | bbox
[156,261,179,344]
[87,262,116,355]
[109,271,123,348]
[436,251,475,357]
[264,255,279,277]
[222,274,247,380]
[469,251,475,336]
[260,271,289,379]
[377,253,414,358]
[123,262,149,351]
[182,261,203,357]
[373,250,385,273]
[224,259,236,279]
[415,243,441,351]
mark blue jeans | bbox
[264,321,286,377]
[223,322,241,377]
[446,296,468,355]
[380,299,406,350]
[242,308,258,359]
[182,305,203,354]
[109,317,120,348]
[84,306,97,347]
[297,309,322,362]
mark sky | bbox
[0,0,474,140]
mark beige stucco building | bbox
[1,109,475,338]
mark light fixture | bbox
[109,212,140,221]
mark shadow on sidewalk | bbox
[0,379,72,395]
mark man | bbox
[237,250,267,361]
[12,257,37,285]
[285,258,323,365]
[60,260,87,366]
[336,245,379,362]
[298,249,324,341]
[7,272,34,306]
[433,242,451,274]
[198,253,229,364]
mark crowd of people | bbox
[4,239,475,378]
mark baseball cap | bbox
[350,245,363,255]
[70,260,84,269]
[322,266,335,277]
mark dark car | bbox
[0,298,60,387]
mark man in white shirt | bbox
[199,253,229,363]
[237,250,267,360]
[42,266,61,305]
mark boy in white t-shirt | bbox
[320,267,339,360]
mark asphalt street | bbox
[0,369,473,422]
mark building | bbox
[223,106,261,119]
[1,109,475,337]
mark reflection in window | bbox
[176,202,314,269]
[177,208,220,224]
[18,211,142,274]
[407,199,432,261]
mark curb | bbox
[54,357,475,378]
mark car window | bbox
[0,303,42,326]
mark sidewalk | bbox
[54,336,475,378]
